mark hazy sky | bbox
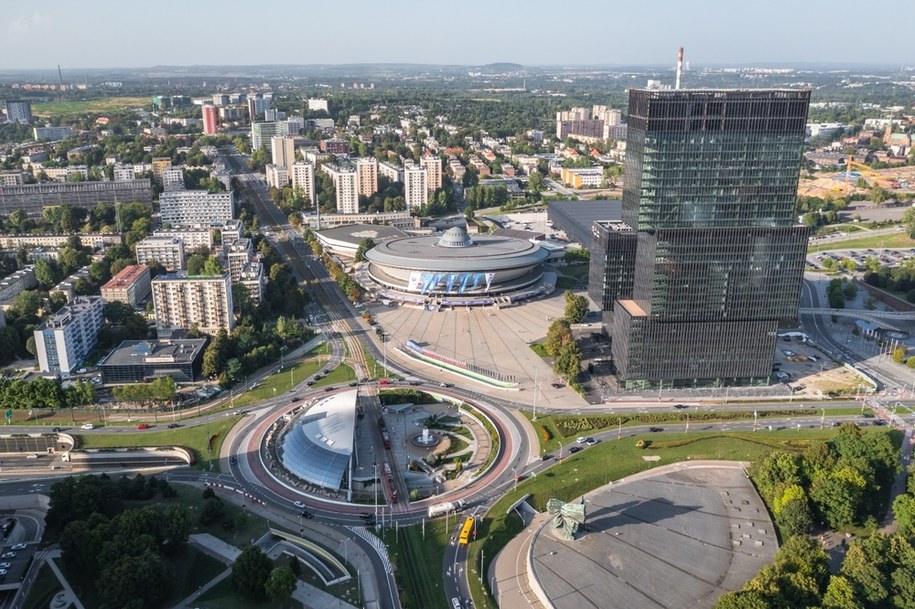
[3,0,913,70]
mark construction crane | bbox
[845,158,893,189]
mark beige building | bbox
[404,165,428,211]
[152,273,234,337]
[322,165,359,214]
[290,162,316,206]
[355,157,378,198]
[265,164,289,189]
[151,157,172,184]
[271,135,296,169]
[100,264,152,306]
[421,156,442,191]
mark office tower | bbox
[404,166,428,211]
[290,162,316,206]
[271,135,296,169]
[421,156,443,191]
[355,157,378,198]
[152,273,234,337]
[159,190,234,226]
[5,100,32,124]
[34,296,104,375]
[609,88,810,389]
[202,105,219,134]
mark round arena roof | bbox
[281,390,356,490]
[365,226,549,273]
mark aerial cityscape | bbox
[1,5,915,609]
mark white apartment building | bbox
[112,164,136,181]
[307,98,329,112]
[379,161,403,183]
[152,227,212,250]
[404,165,428,211]
[162,166,185,192]
[152,273,234,337]
[0,171,24,186]
[355,157,378,198]
[265,164,289,189]
[237,262,264,305]
[0,265,36,304]
[35,296,104,376]
[421,156,443,191]
[159,190,234,227]
[322,165,359,214]
[136,236,186,271]
[290,162,315,205]
[226,238,253,281]
[271,135,296,169]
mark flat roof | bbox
[618,299,647,317]
[99,338,208,367]
[315,223,408,246]
[281,389,357,490]
[101,264,149,290]
[547,200,622,246]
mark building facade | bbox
[290,162,315,205]
[404,165,428,211]
[271,135,296,169]
[101,264,152,306]
[34,296,104,375]
[421,156,443,191]
[5,100,32,124]
[355,157,378,198]
[202,105,219,135]
[99,338,207,384]
[152,273,234,337]
[588,220,636,324]
[136,236,186,271]
[609,88,810,389]
[0,180,152,217]
[0,265,36,304]
[159,190,234,226]
[33,126,73,141]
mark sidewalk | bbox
[489,512,549,609]
[45,550,86,609]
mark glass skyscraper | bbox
[610,88,810,389]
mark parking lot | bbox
[808,246,915,271]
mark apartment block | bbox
[151,157,172,183]
[0,171,24,186]
[50,266,92,302]
[202,105,219,135]
[136,236,186,271]
[355,157,378,198]
[152,273,234,337]
[100,264,152,306]
[159,190,234,227]
[162,166,185,192]
[378,161,403,183]
[290,162,316,205]
[34,296,104,375]
[0,233,122,249]
[322,165,359,214]
[33,126,73,141]
[5,100,32,124]
[0,180,152,218]
[265,164,289,189]
[237,262,264,305]
[307,98,329,112]
[152,227,212,250]
[421,156,443,191]
[271,136,296,169]
[226,238,253,281]
[320,139,349,155]
[0,265,36,304]
[404,165,428,211]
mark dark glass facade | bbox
[588,220,636,325]
[610,89,810,388]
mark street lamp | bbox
[685,412,689,434]
[558,441,562,463]
[820,408,826,430]
[512,467,518,492]
[617,418,622,440]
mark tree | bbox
[894,494,915,536]
[841,536,891,606]
[265,566,297,605]
[544,319,572,356]
[555,340,582,382]
[232,546,272,601]
[34,258,60,288]
[354,238,376,262]
[822,575,865,609]
[202,256,223,276]
[0,326,20,365]
[893,347,908,364]
[563,290,589,324]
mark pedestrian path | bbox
[45,551,86,609]
[348,525,392,574]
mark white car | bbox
[81,423,95,430]
[576,437,587,444]
[293,500,306,509]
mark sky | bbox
[2,0,914,70]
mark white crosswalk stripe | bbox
[348,525,393,574]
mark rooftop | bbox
[102,265,150,290]
[99,338,207,367]
[281,390,357,490]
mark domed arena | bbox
[363,226,551,306]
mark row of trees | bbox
[0,376,95,410]
[826,277,858,308]
[303,230,362,302]
[111,377,176,405]
[864,262,915,303]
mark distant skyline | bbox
[2,0,914,71]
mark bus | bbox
[458,516,475,545]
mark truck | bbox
[427,499,466,519]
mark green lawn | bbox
[164,547,227,604]
[169,483,271,547]
[808,231,915,253]
[32,96,150,116]
[529,342,549,357]
[231,359,326,409]
[21,565,62,609]
[76,416,240,469]
[311,364,356,388]
[465,428,867,609]
[380,518,453,609]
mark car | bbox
[76,368,87,374]
[167,423,181,429]
[324,386,334,392]
[360,513,375,521]
[136,423,150,430]
[0,552,15,559]
[569,446,582,454]
[229,456,237,465]
[674,404,688,409]
[300,510,313,519]
[81,423,95,430]
[576,437,587,444]
[290,397,301,403]
[26,454,38,459]
[551,382,564,389]
[585,438,597,446]
[306,380,314,386]
[649,427,664,433]
[349,382,358,387]
[0,562,9,569]
[293,501,306,509]
[0,568,6,576]
[9,543,24,551]
[541,454,553,461]
[51,427,61,433]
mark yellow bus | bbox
[458,516,475,545]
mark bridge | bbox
[799,307,915,328]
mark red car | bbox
[136,423,150,430]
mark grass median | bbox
[807,231,915,253]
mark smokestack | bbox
[675,47,684,90]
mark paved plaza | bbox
[525,464,775,609]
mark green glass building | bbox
[610,88,810,389]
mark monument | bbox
[546,497,586,540]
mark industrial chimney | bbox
[675,47,684,90]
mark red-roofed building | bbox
[101,265,152,307]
